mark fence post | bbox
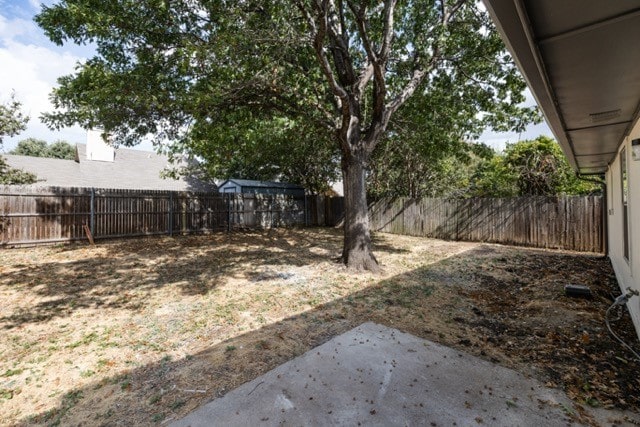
[227,193,231,232]
[181,195,187,234]
[304,194,308,226]
[90,187,96,237]
[168,192,174,236]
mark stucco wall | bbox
[607,120,640,340]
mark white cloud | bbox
[0,8,156,152]
[0,15,31,40]
[0,12,88,150]
[0,40,80,113]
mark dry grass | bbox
[0,227,637,426]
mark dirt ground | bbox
[0,227,639,426]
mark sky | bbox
[0,0,553,154]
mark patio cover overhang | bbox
[482,0,640,175]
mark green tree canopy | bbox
[0,94,37,185]
[0,92,29,145]
[37,0,539,270]
[10,138,76,160]
[368,139,490,199]
[180,115,339,194]
[0,159,38,185]
[469,136,600,197]
[10,138,48,157]
[47,140,77,159]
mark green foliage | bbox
[47,140,77,159]
[36,0,538,195]
[0,157,38,185]
[10,138,76,160]
[468,153,518,197]
[469,136,600,197]
[365,68,513,199]
[504,136,599,195]
[180,114,339,194]
[368,139,486,199]
[10,138,48,157]
[0,92,28,145]
[0,94,37,185]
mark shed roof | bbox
[219,179,304,190]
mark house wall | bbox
[607,119,640,339]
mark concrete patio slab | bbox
[171,322,589,426]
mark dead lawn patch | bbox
[0,227,638,426]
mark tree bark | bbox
[340,150,379,272]
[298,0,435,272]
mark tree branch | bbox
[325,0,356,86]
[345,2,377,100]
[446,0,467,23]
[347,1,378,65]
[378,0,397,62]
[295,0,348,101]
[349,0,399,144]
[356,63,374,95]
[385,67,428,117]
[337,0,348,45]
[386,0,467,119]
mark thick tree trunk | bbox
[340,153,379,272]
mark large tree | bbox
[37,0,536,270]
[47,140,77,159]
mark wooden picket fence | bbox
[0,186,312,246]
[0,186,603,252]
[369,196,604,253]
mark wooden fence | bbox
[369,196,604,253]
[0,186,603,252]
[0,186,317,246]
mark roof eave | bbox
[482,0,579,170]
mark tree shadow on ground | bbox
[14,243,640,426]
[0,227,407,329]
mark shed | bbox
[218,179,305,197]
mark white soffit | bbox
[482,0,640,174]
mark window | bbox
[621,147,629,261]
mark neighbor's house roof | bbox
[482,0,640,175]
[3,144,216,192]
[218,179,304,190]
[3,155,79,185]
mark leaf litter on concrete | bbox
[0,227,638,426]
